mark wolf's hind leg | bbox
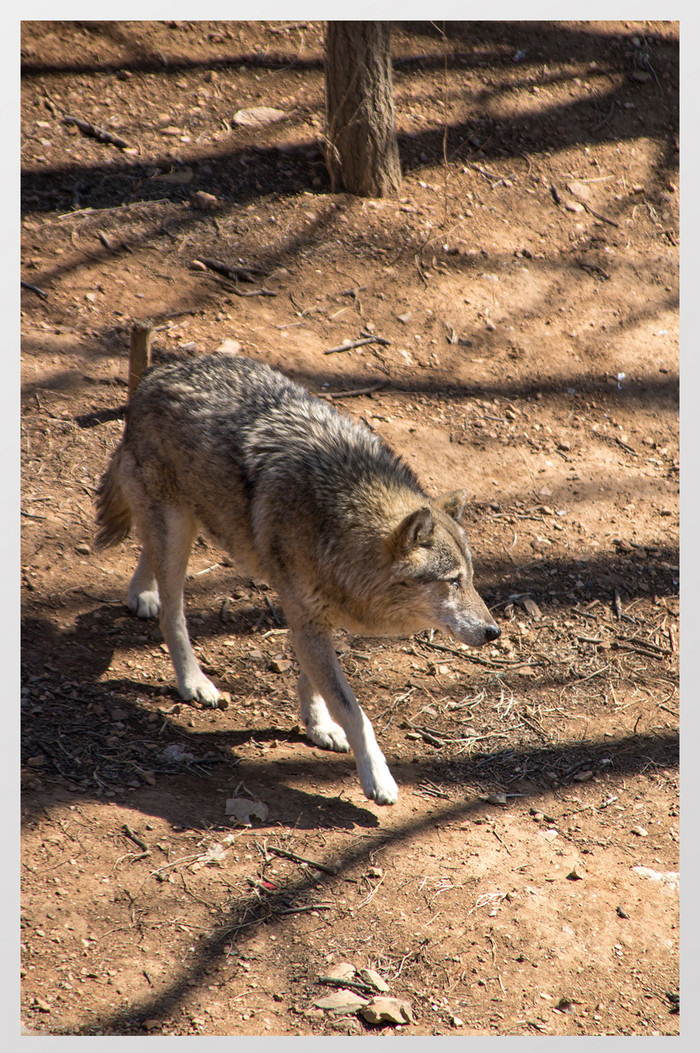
[289,629,398,805]
[297,672,350,753]
[127,549,160,618]
[137,506,220,707]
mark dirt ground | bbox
[20,20,679,1037]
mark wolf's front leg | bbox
[297,672,350,753]
[289,628,398,805]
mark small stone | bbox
[314,989,369,1015]
[270,658,292,674]
[631,825,648,837]
[191,191,218,210]
[566,180,592,202]
[233,107,287,127]
[367,866,383,879]
[214,338,242,356]
[486,793,507,806]
[616,905,630,919]
[75,542,91,555]
[573,770,593,782]
[521,597,542,620]
[320,962,356,983]
[361,997,414,1026]
[358,967,390,993]
[566,867,584,881]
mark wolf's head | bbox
[384,490,500,646]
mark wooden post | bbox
[128,321,152,399]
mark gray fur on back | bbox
[128,353,425,508]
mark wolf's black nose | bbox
[485,623,501,642]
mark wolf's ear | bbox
[393,507,435,552]
[436,489,467,523]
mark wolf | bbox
[96,353,500,804]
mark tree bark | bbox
[324,21,402,197]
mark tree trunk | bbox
[324,21,402,197]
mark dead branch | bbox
[21,280,48,300]
[195,257,267,282]
[321,382,387,400]
[62,114,130,150]
[324,335,391,355]
[266,845,337,875]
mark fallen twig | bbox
[581,201,620,228]
[317,975,378,994]
[62,114,130,150]
[418,636,546,670]
[268,21,309,33]
[275,903,333,915]
[21,280,48,300]
[324,335,391,355]
[266,845,337,875]
[321,382,387,400]
[195,257,267,282]
[212,275,277,298]
[122,824,148,852]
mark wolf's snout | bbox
[484,623,501,642]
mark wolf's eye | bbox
[448,575,461,589]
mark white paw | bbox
[305,718,350,753]
[128,590,160,619]
[178,674,220,708]
[358,757,399,805]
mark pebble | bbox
[233,107,287,126]
[214,338,242,356]
[314,989,369,1015]
[191,191,218,210]
[320,962,356,983]
[358,967,390,993]
[360,997,414,1026]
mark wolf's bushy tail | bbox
[95,444,132,548]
